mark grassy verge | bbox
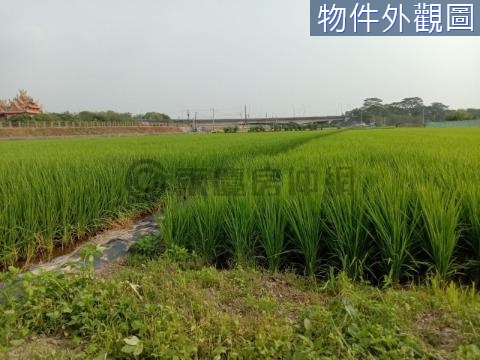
[1,247,479,359]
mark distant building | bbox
[0,90,43,118]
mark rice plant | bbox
[189,191,226,263]
[223,195,257,267]
[159,194,193,250]
[255,196,288,272]
[0,131,322,266]
[365,178,420,284]
[418,186,461,280]
[284,194,324,276]
[323,177,370,281]
[462,186,480,279]
[1,128,480,286]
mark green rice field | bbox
[1,129,480,284]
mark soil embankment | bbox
[0,126,184,139]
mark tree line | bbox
[5,111,171,123]
[347,97,480,126]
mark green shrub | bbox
[128,235,161,259]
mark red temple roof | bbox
[0,90,43,117]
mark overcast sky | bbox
[1,0,479,118]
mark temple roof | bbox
[0,100,8,111]
[0,90,43,116]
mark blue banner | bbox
[310,0,479,35]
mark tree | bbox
[361,98,384,124]
[445,110,474,121]
[362,97,383,109]
[142,112,171,121]
[395,97,424,116]
[428,102,449,122]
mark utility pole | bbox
[194,112,197,132]
[244,104,248,126]
[212,108,215,131]
[187,110,190,128]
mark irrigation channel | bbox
[28,214,159,274]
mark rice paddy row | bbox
[162,129,480,284]
[1,129,479,285]
[0,131,329,266]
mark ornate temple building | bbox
[0,90,43,118]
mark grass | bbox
[1,250,479,359]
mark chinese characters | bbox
[314,2,475,35]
